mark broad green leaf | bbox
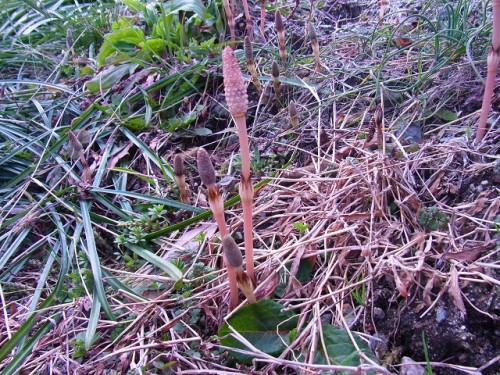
[97,28,145,66]
[139,38,176,54]
[166,0,207,19]
[121,0,146,13]
[313,324,378,367]
[218,300,298,364]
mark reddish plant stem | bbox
[476,0,500,142]
[233,115,255,284]
[222,236,257,304]
[197,148,239,310]
[208,188,239,310]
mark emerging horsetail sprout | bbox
[272,61,281,104]
[197,148,227,236]
[476,0,500,142]
[196,147,239,309]
[244,36,263,95]
[275,10,287,63]
[379,0,388,26]
[364,111,377,149]
[289,101,299,129]
[68,130,91,182]
[222,0,236,43]
[222,46,256,285]
[222,236,256,304]
[173,154,189,204]
[307,23,321,72]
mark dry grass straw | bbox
[212,99,499,371]
[3,123,498,374]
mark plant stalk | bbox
[476,0,500,142]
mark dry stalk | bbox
[222,0,236,43]
[196,147,239,309]
[222,46,256,285]
[476,0,500,142]
[244,36,263,95]
[173,154,189,204]
[241,0,254,40]
[374,104,384,151]
[288,0,300,20]
[275,10,287,63]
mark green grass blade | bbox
[127,244,183,280]
[120,127,175,184]
[80,200,115,320]
[0,315,59,375]
[90,187,204,213]
[0,228,31,270]
[85,294,101,350]
[102,268,147,301]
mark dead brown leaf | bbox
[443,245,487,263]
[448,266,466,316]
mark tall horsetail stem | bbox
[222,47,256,285]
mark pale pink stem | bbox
[222,0,236,43]
[234,115,255,284]
[225,259,240,310]
[197,147,239,309]
[260,0,266,38]
[477,0,500,142]
[222,47,256,286]
[241,0,254,40]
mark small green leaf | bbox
[435,109,458,122]
[193,127,213,136]
[218,300,298,364]
[313,324,378,367]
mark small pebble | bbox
[400,356,425,375]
